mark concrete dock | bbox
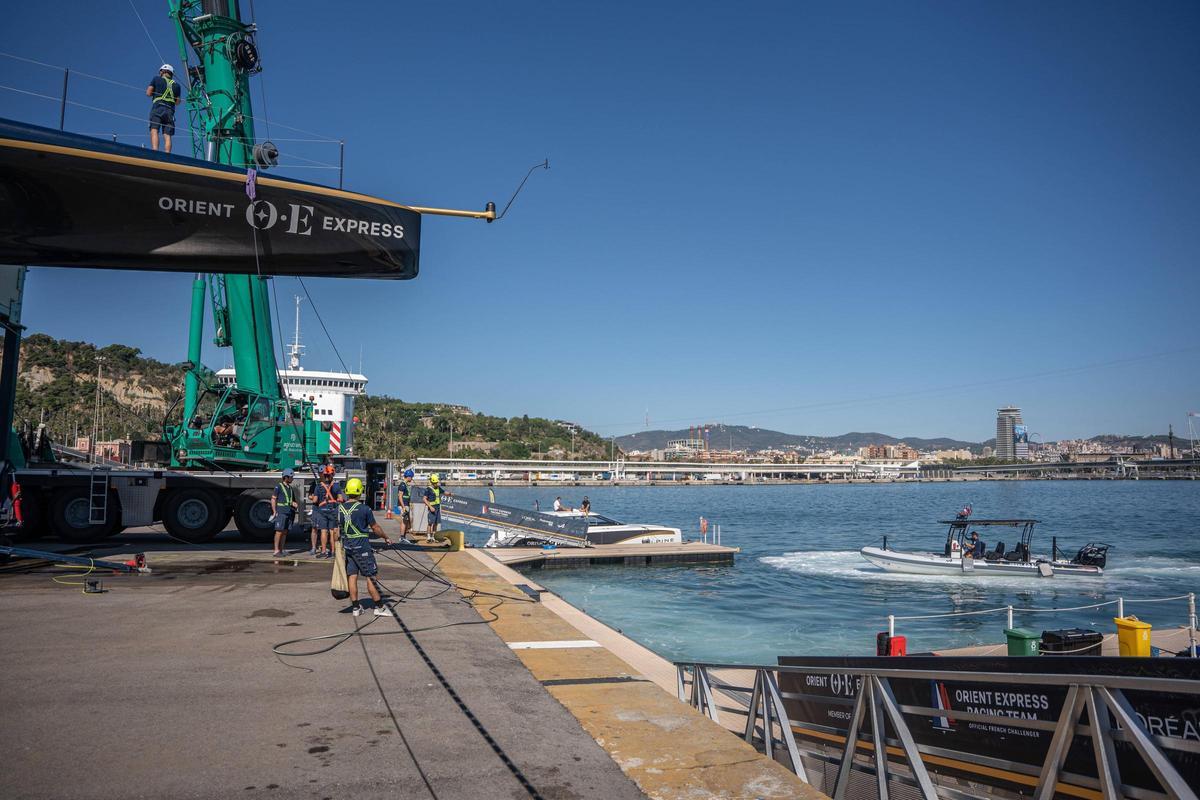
[482,540,738,569]
[0,523,820,800]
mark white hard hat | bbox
[160,64,175,74]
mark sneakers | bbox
[373,605,395,618]
[308,548,318,556]
[322,550,333,559]
[351,604,363,617]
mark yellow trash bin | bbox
[1113,616,1152,657]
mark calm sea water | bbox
[456,481,1200,663]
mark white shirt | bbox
[553,499,563,511]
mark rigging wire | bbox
[496,160,549,221]
[295,278,355,379]
[0,51,340,142]
[125,0,168,67]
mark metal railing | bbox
[885,593,1198,658]
[675,660,1199,800]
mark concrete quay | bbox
[0,523,823,800]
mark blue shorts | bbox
[312,507,338,530]
[344,540,377,577]
[429,507,441,526]
[274,509,294,532]
[149,104,176,135]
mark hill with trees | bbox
[3,334,611,462]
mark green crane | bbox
[163,0,322,470]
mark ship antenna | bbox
[288,295,305,370]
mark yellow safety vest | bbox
[154,78,177,105]
[277,482,293,506]
[428,486,441,507]
[339,501,369,539]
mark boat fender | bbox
[961,556,974,572]
[1037,562,1054,578]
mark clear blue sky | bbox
[2,1,1197,442]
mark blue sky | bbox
[2,1,1197,442]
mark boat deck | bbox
[481,540,739,568]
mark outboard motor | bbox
[1072,543,1110,569]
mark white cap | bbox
[160,64,175,74]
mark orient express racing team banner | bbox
[0,118,420,279]
[777,655,1199,797]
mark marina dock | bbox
[482,539,739,568]
[0,522,814,800]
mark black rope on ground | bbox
[354,614,440,800]
[387,608,546,800]
[270,543,544,797]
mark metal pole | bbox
[338,140,344,189]
[59,68,69,130]
[1189,593,1197,658]
[1007,605,1014,630]
[1117,597,1124,619]
[888,614,895,637]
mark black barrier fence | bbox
[678,657,1200,800]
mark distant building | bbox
[995,406,1029,460]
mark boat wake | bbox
[761,549,1199,586]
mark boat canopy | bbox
[0,118,420,279]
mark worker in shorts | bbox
[146,64,182,153]
[336,477,394,617]
[397,468,415,540]
[422,473,449,542]
[308,464,342,559]
[270,468,298,556]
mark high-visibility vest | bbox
[428,486,441,507]
[277,482,293,506]
[340,501,369,538]
[316,481,339,507]
[154,78,177,105]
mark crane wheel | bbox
[162,488,225,543]
[234,490,275,543]
[49,487,119,543]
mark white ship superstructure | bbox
[216,297,366,454]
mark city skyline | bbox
[2,2,1198,442]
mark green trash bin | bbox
[1004,627,1041,656]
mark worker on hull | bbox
[146,64,183,153]
[308,464,342,559]
[270,468,298,556]
[336,477,394,617]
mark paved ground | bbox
[0,527,648,800]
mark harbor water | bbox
[461,481,1200,663]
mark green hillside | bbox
[2,333,612,462]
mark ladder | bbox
[89,470,109,525]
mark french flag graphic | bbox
[931,681,955,731]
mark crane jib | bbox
[0,119,420,280]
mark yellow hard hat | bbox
[345,477,364,496]
[430,473,439,483]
